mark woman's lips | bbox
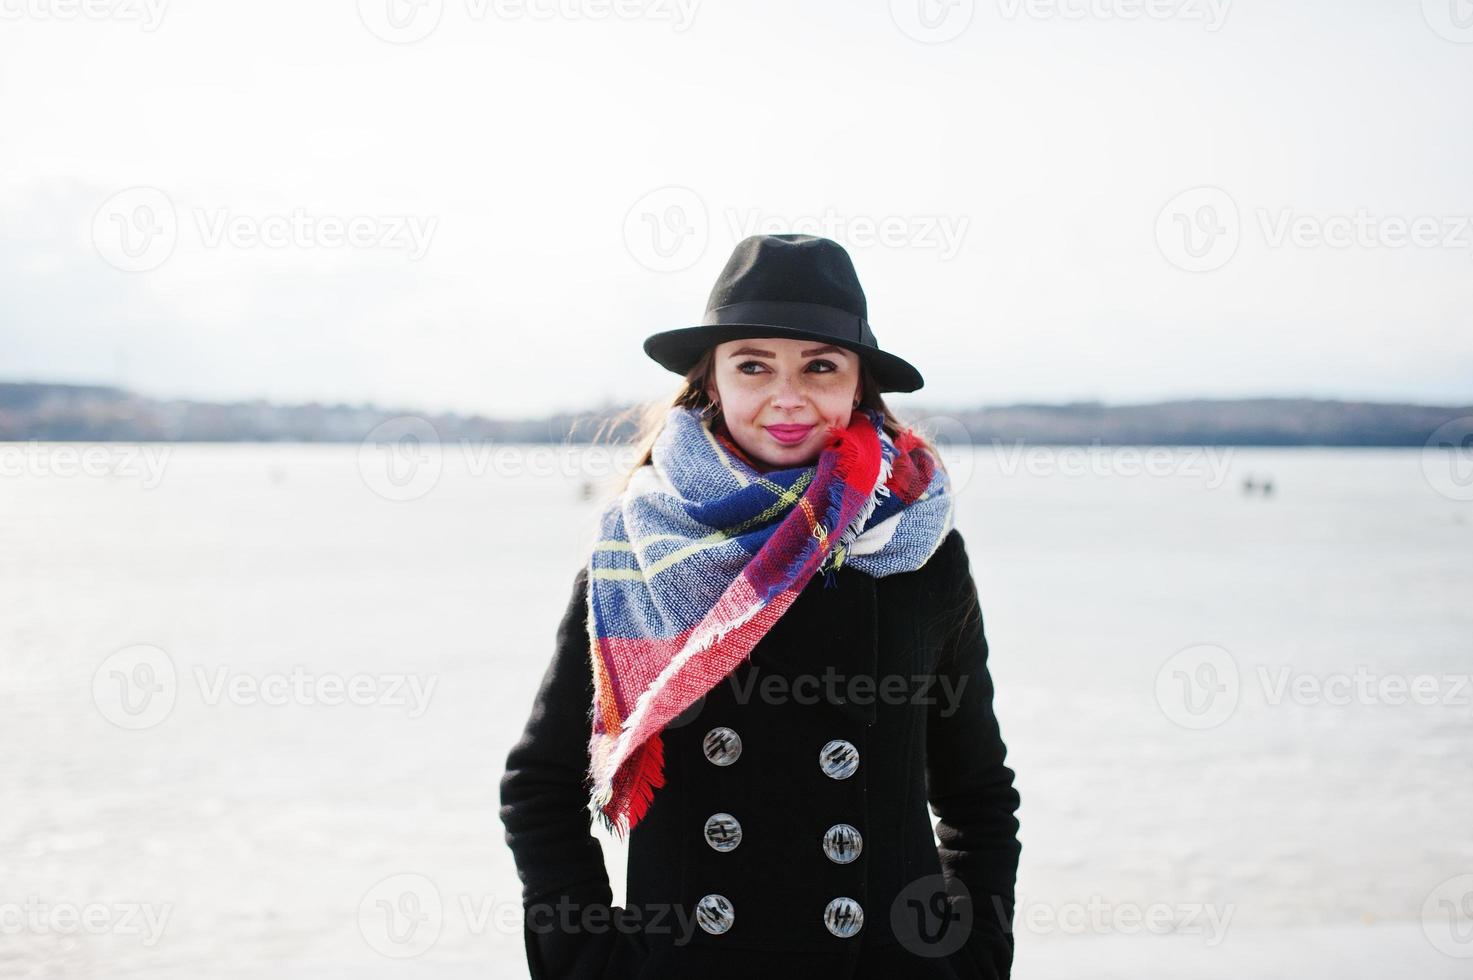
[765,424,814,445]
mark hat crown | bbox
[706,234,867,320]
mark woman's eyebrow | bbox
[727,345,848,358]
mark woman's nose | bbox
[771,375,805,408]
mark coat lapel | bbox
[751,568,879,727]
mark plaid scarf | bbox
[584,404,954,839]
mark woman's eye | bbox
[735,359,838,376]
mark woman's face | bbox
[706,336,862,470]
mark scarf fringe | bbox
[838,433,896,553]
[587,579,772,838]
[823,420,899,585]
[591,730,664,842]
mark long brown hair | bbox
[587,345,950,503]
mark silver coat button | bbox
[819,739,859,779]
[696,893,735,935]
[703,727,742,766]
[704,812,742,852]
[823,896,864,938]
[821,823,862,864]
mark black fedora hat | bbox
[642,234,925,393]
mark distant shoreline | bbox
[2,380,1470,447]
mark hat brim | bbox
[642,323,925,393]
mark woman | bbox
[500,234,1021,979]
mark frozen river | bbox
[1,441,1469,978]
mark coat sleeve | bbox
[499,564,633,979]
[924,529,1022,980]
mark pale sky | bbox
[2,0,1470,418]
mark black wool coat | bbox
[499,528,1021,980]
